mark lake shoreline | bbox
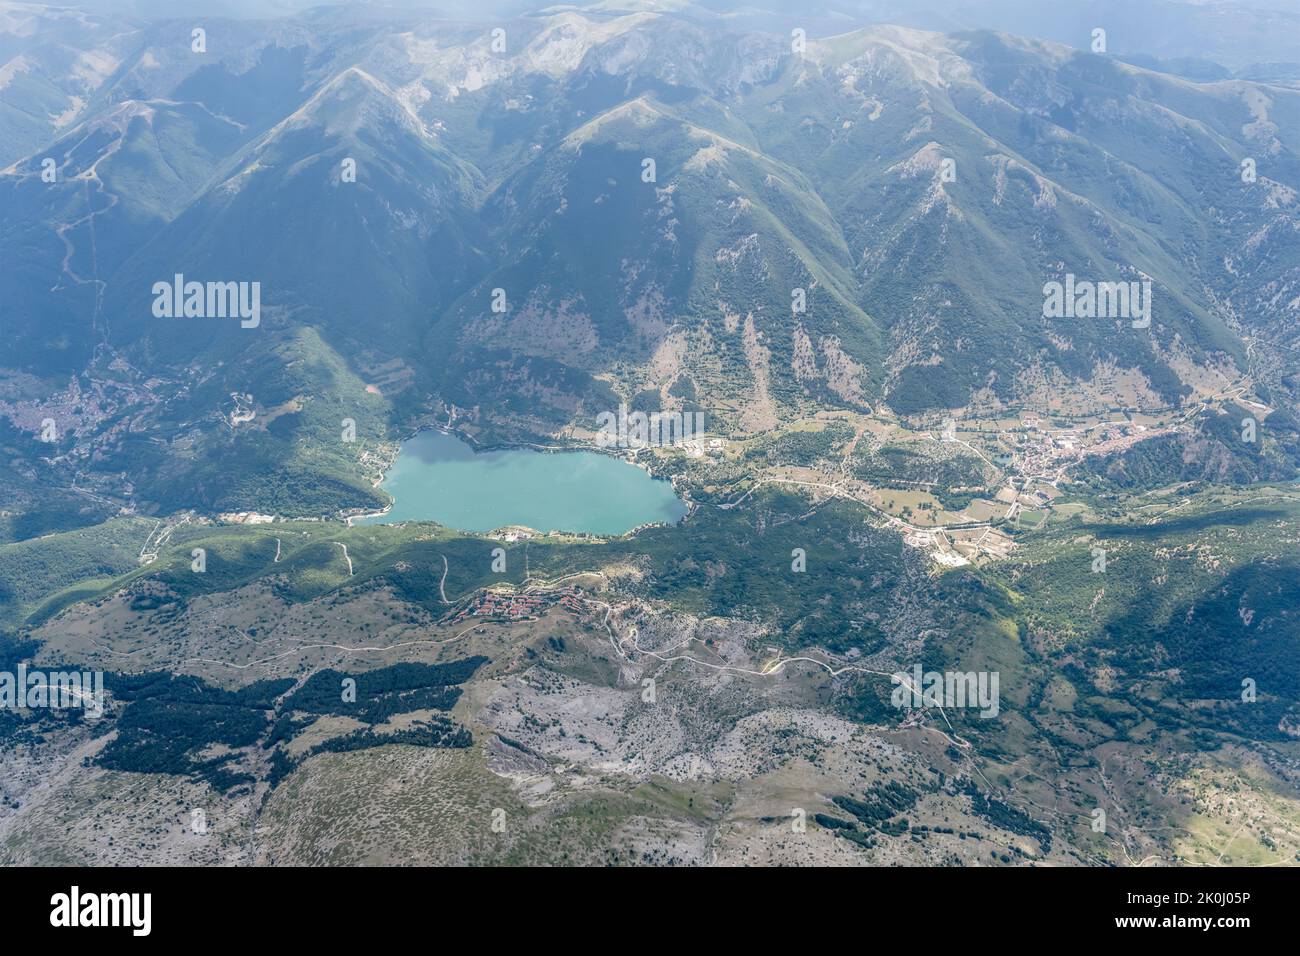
[345,426,689,536]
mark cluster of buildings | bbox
[557,588,587,614]
[446,586,587,624]
[1013,418,1163,480]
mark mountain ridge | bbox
[1,5,1296,523]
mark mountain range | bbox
[1,1,1298,522]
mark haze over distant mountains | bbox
[1,0,1297,518]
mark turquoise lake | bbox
[358,430,687,534]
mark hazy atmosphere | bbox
[0,0,1297,912]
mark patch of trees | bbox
[0,633,38,671]
[745,422,854,466]
[307,717,472,756]
[837,827,876,849]
[854,443,987,491]
[962,782,1051,852]
[832,781,919,829]
[813,813,854,830]
[281,658,487,724]
[96,673,293,790]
